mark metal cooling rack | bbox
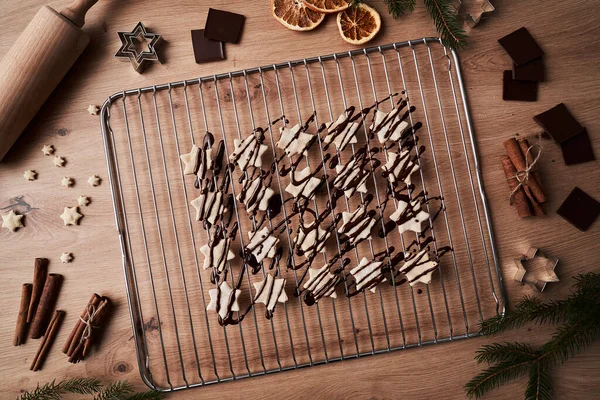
[100,38,506,392]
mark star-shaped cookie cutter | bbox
[466,0,495,28]
[513,247,559,292]
[115,22,162,73]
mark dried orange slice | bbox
[337,3,381,45]
[303,0,350,13]
[272,0,326,31]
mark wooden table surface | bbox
[1,0,599,398]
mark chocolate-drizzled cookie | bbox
[349,257,387,293]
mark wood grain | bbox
[1,0,599,398]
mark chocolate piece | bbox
[556,187,600,231]
[503,70,537,102]
[561,129,595,165]
[204,8,245,44]
[191,30,225,63]
[513,58,545,82]
[498,27,544,66]
[534,103,584,143]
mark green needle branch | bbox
[18,379,162,400]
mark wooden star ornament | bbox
[514,247,559,292]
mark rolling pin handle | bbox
[60,0,99,28]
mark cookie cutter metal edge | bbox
[114,22,162,73]
[513,247,559,292]
[466,0,495,28]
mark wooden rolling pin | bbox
[0,0,99,161]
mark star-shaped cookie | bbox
[229,133,268,171]
[180,144,200,175]
[340,207,376,246]
[350,257,386,293]
[253,273,288,314]
[277,124,315,157]
[323,113,360,151]
[61,177,74,188]
[285,166,322,199]
[190,191,226,226]
[77,195,91,207]
[383,150,420,186]
[24,170,37,181]
[87,104,100,115]
[399,247,439,286]
[2,210,24,232]
[42,144,54,156]
[207,281,241,320]
[303,265,338,301]
[87,175,101,186]
[294,220,330,260]
[390,198,430,234]
[370,108,410,144]
[334,158,369,198]
[60,252,73,263]
[199,233,235,274]
[247,227,279,264]
[60,206,82,226]
[53,156,65,167]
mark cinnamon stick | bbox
[14,283,32,346]
[503,138,546,204]
[27,258,48,323]
[518,138,544,192]
[68,296,111,363]
[30,310,64,371]
[82,297,111,358]
[30,273,63,339]
[64,293,101,356]
[502,155,533,217]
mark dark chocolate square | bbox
[513,57,545,82]
[561,129,595,165]
[534,103,584,143]
[498,27,545,66]
[191,30,225,63]
[503,70,538,101]
[557,187,600,231]
[204,8,245,44]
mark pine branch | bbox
[18,378,102,400]
[541,318,600,367]
[465,359,535,399]
[475,342,539,365]
[384,0,416,18]
[525,361,553,400]
[423,0,467,49]
[94,381,134,400]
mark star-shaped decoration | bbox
[190,191,226,226]
[303,265,338,302]
[87,104,100,115]
[53,156,65,167]
[513,247,559,292]
[60,206,83,226]
[199,232,235,274]
[87,175,101,187]
[179,144,199,175]
[229,133,269,171]
[285,166,322,199]
[323,113,360,151]
[207,281,241,320]
[350,257,386,293]
[237,175,275,213]
[294,220,330,260]
[61,177,74,188]
[115,22,162,73]
[60,252,73,264]
[247,227,279,264]
[42,144,54,156]
[2,210,24,232]
[277,124,315,157]
[77,195,91,207]
[334,158,369,198]
[253,273,288,315]
[399,247,439,286]
[390,198,430,234]
[370,109,411,144]
[23,170,37,181]
[383,150,420,187]
[340,206,376,246]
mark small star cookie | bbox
[77,195,90,207]
[60,252,73,263]
[180,144,200,175]
[87,104,100,115]
[2,210,24,232]
[207,281,241,320]
[87,175,101,186]
[60,206,82,226]
[53,156,65,167]
[24,170,37,181]
[61,177,74,188]
[42,144,55,156]
[253,273,288,314]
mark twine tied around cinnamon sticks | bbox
[79,303,101,343]
[508,142,543,204]
[63,293,110,363]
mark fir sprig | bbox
[423,0,467,49]
[18,379,162,400]
[465,273,600,399]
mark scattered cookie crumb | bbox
[23,170,37,181]
[61,177,74,188]
[60,206,82,226]
[42,144,55,156]
[53,156,65,167]
[2,210,24,232]
[60,252,73,263]
[87,175,101,187]
[87,104,100,115]
[77,195,91,207]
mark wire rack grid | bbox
[100,37,506,392]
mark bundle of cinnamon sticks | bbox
[63,293,111,363]
[501,137,546,217]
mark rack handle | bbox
[60,0,99,28]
